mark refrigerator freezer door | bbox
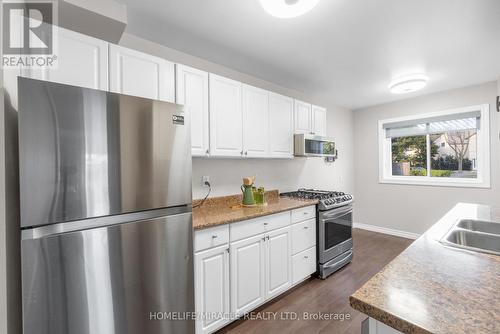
[18,77,192,228]
[22,212,194,334]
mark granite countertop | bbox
[192,190,318,230]
[349,203,500,334]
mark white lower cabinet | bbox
[230,225,292,317]
[292,246,316,285]
[365,318,403,334]
[291,218,316,254]
[194,244,230,334]
[265,227,292,299]
[230,234,266,316]
[194,208,315,333]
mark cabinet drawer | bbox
[230,212,290,242]
[194,225,230,252]
[291,218,316,255]
[291,206,316,224]
[292,246,316,284]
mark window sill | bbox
[379,176,491,189]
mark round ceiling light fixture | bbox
[389,74,429,94]
[260,0,321,18]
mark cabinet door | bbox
[21,27,108,90]
[291,219,316,255]
[195,245,230,334]
[294,100,312,134]
[242,84,269,157]
[312,105,327,136]
[230,234,266,316]
[269,93,294,158]
[209,74,243,157]
[265,227,292,299]
[176,65,209,157]
[109,44,175,102]
[292,246,316,284]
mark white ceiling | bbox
[120,0,500,109]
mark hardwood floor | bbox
[218,229,413,334]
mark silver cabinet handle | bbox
[240,150,243,155]
[212,235,218,239]
[205,149,209,155]
[304,256,309,259]
[266,236,270,241]
[226,248,230,253]
[263,222,268,226]
[303,226,309,229]
[245,151,248,155]
[262,236,266,241]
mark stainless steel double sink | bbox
[440,219,500,256]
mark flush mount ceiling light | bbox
[259,0,321,18]
[389,74,429,94]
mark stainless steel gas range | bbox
[281,189,354,279]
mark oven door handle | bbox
[323,250,353,269]
[321,206,352,220]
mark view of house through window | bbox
[391,130,478,178]
[430,130,477,178]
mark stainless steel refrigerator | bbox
[18,77,194,334]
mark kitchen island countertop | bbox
[349,203,500,334]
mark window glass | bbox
[391,135,427,176]
[380,105,489,187]
[430,130,477,178]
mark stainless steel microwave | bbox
[294,134,336,157]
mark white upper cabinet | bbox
[109,44,175,102]
[312,105,327,136]
[209,74,243,157]
[295,100,328,136]
[269,93,294,158]
[294,100,312,134]
[242,84,270,158]
[176,65,209,157]
[21,27,108,90]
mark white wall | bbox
[120,34,355,199]
[353,81,500,235]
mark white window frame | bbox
[378,104,490,188]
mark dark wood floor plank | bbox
[218,228,413,334]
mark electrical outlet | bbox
[202,176,210,185]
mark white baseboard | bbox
[353,222,420,240]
